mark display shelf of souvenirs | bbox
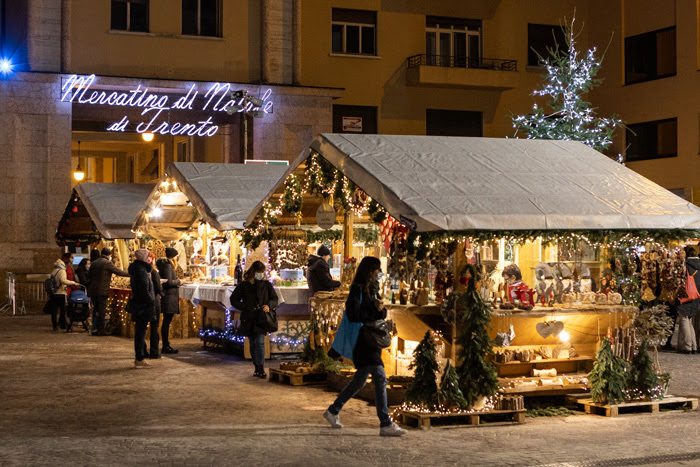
[491,343,593,378]
[498,371,589,396]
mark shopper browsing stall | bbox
[88,248,130,336]
[676,245,700,354]
[128,249,156,369]
[229,261,278,378]
[156,247,182,354]
[146,252,163,359]
[47,255,78,332]
[323,256,406,437]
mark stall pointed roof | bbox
[249,134,700,232]
[147,162,288,231]
[72,183,155,239]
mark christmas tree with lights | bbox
[437,359,468,410]
[512,16,622,155]
[405,330,439,411]
[627,338,661,401]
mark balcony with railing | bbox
[406,54,519,90]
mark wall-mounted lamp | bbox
[142,132,154,142]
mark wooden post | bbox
[343,211,354,259]
[451,240,468,362]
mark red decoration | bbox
[459,275,469,285]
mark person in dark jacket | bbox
[677,245,700,354]
[75,259,90,290]
[144,252,163,359]
[88,248,130,335]
[230,261,278,378]
[156,247,182,354]
[128,249,156,368]
[307,245,340,296]
[323,256,406,437]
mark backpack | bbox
[680,269,700,304]
[44,270,60,296]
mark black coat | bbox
[75,267,90,289]
[150,267,163,317]
[156,258,181,314]
[307,255,340,296]
[88,255,130,298]
[128,260,156,322]
[230,280,279,337]
[346,281,386,369]
[678,257,700,318]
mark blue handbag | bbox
[331,311,363,359]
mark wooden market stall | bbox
[56,183,155,333]
[131,162,294,353]
[243,133,700,394]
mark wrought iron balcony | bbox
[406,54,519,90]
[407,54,517,72]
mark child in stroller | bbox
[67,286,91,332]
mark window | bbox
[425,16,481,67]
[625,27,676,84]
[111,0,149,32]
[331,8,376,55]
[527,24,567,67]
[426,109,482,137]
[182,0,221,37]
[333,105,377,134]
[626,118,677,162]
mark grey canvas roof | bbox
[140,162,288,231]
[75,183,155,239]
[249,134,700,232]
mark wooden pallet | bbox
[268,368,328,386]
[574,396,698,417]
[399,408,526,429]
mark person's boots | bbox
[253,365,261,377]
[257,365,267,378]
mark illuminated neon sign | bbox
[60,74,273,137]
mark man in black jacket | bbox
[88,248,130,335]
[129,249,156,368]
[307,245,340,296]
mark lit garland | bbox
[241,150,389,249]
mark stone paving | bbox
[1,315,699,466]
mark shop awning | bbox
[138,162,288,232]
[250,134,700,232]
[58,183,155,242]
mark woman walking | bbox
[128,249,156,368]
[156,247,182,354]
[323,256,406,437]
[145,252,163,359]
[230,261,278,377]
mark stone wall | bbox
[0,72,71,294]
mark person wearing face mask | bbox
[323,256,406,437]
[127,249,157,368]
[156,247,182,355]
[230,261,278,377]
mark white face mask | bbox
[254,272,265,281]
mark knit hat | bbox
[165,247,179,259]
[135,249,150,262]
[317,245,331,257]
[101,247,112,256]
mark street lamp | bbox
[73,141,85,182]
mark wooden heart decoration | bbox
[536,321,565,339]
[536,322,552,338]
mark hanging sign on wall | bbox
[60,74,273,137]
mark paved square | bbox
[1,315,698,466]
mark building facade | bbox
[0,0,697,278]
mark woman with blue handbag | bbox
[323,256,406,437]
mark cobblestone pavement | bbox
[1,315,699,467]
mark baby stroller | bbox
[67,287,91,332]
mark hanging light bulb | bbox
[559,330,570,342]
[73,141,85,181]
[142,132,154,142]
